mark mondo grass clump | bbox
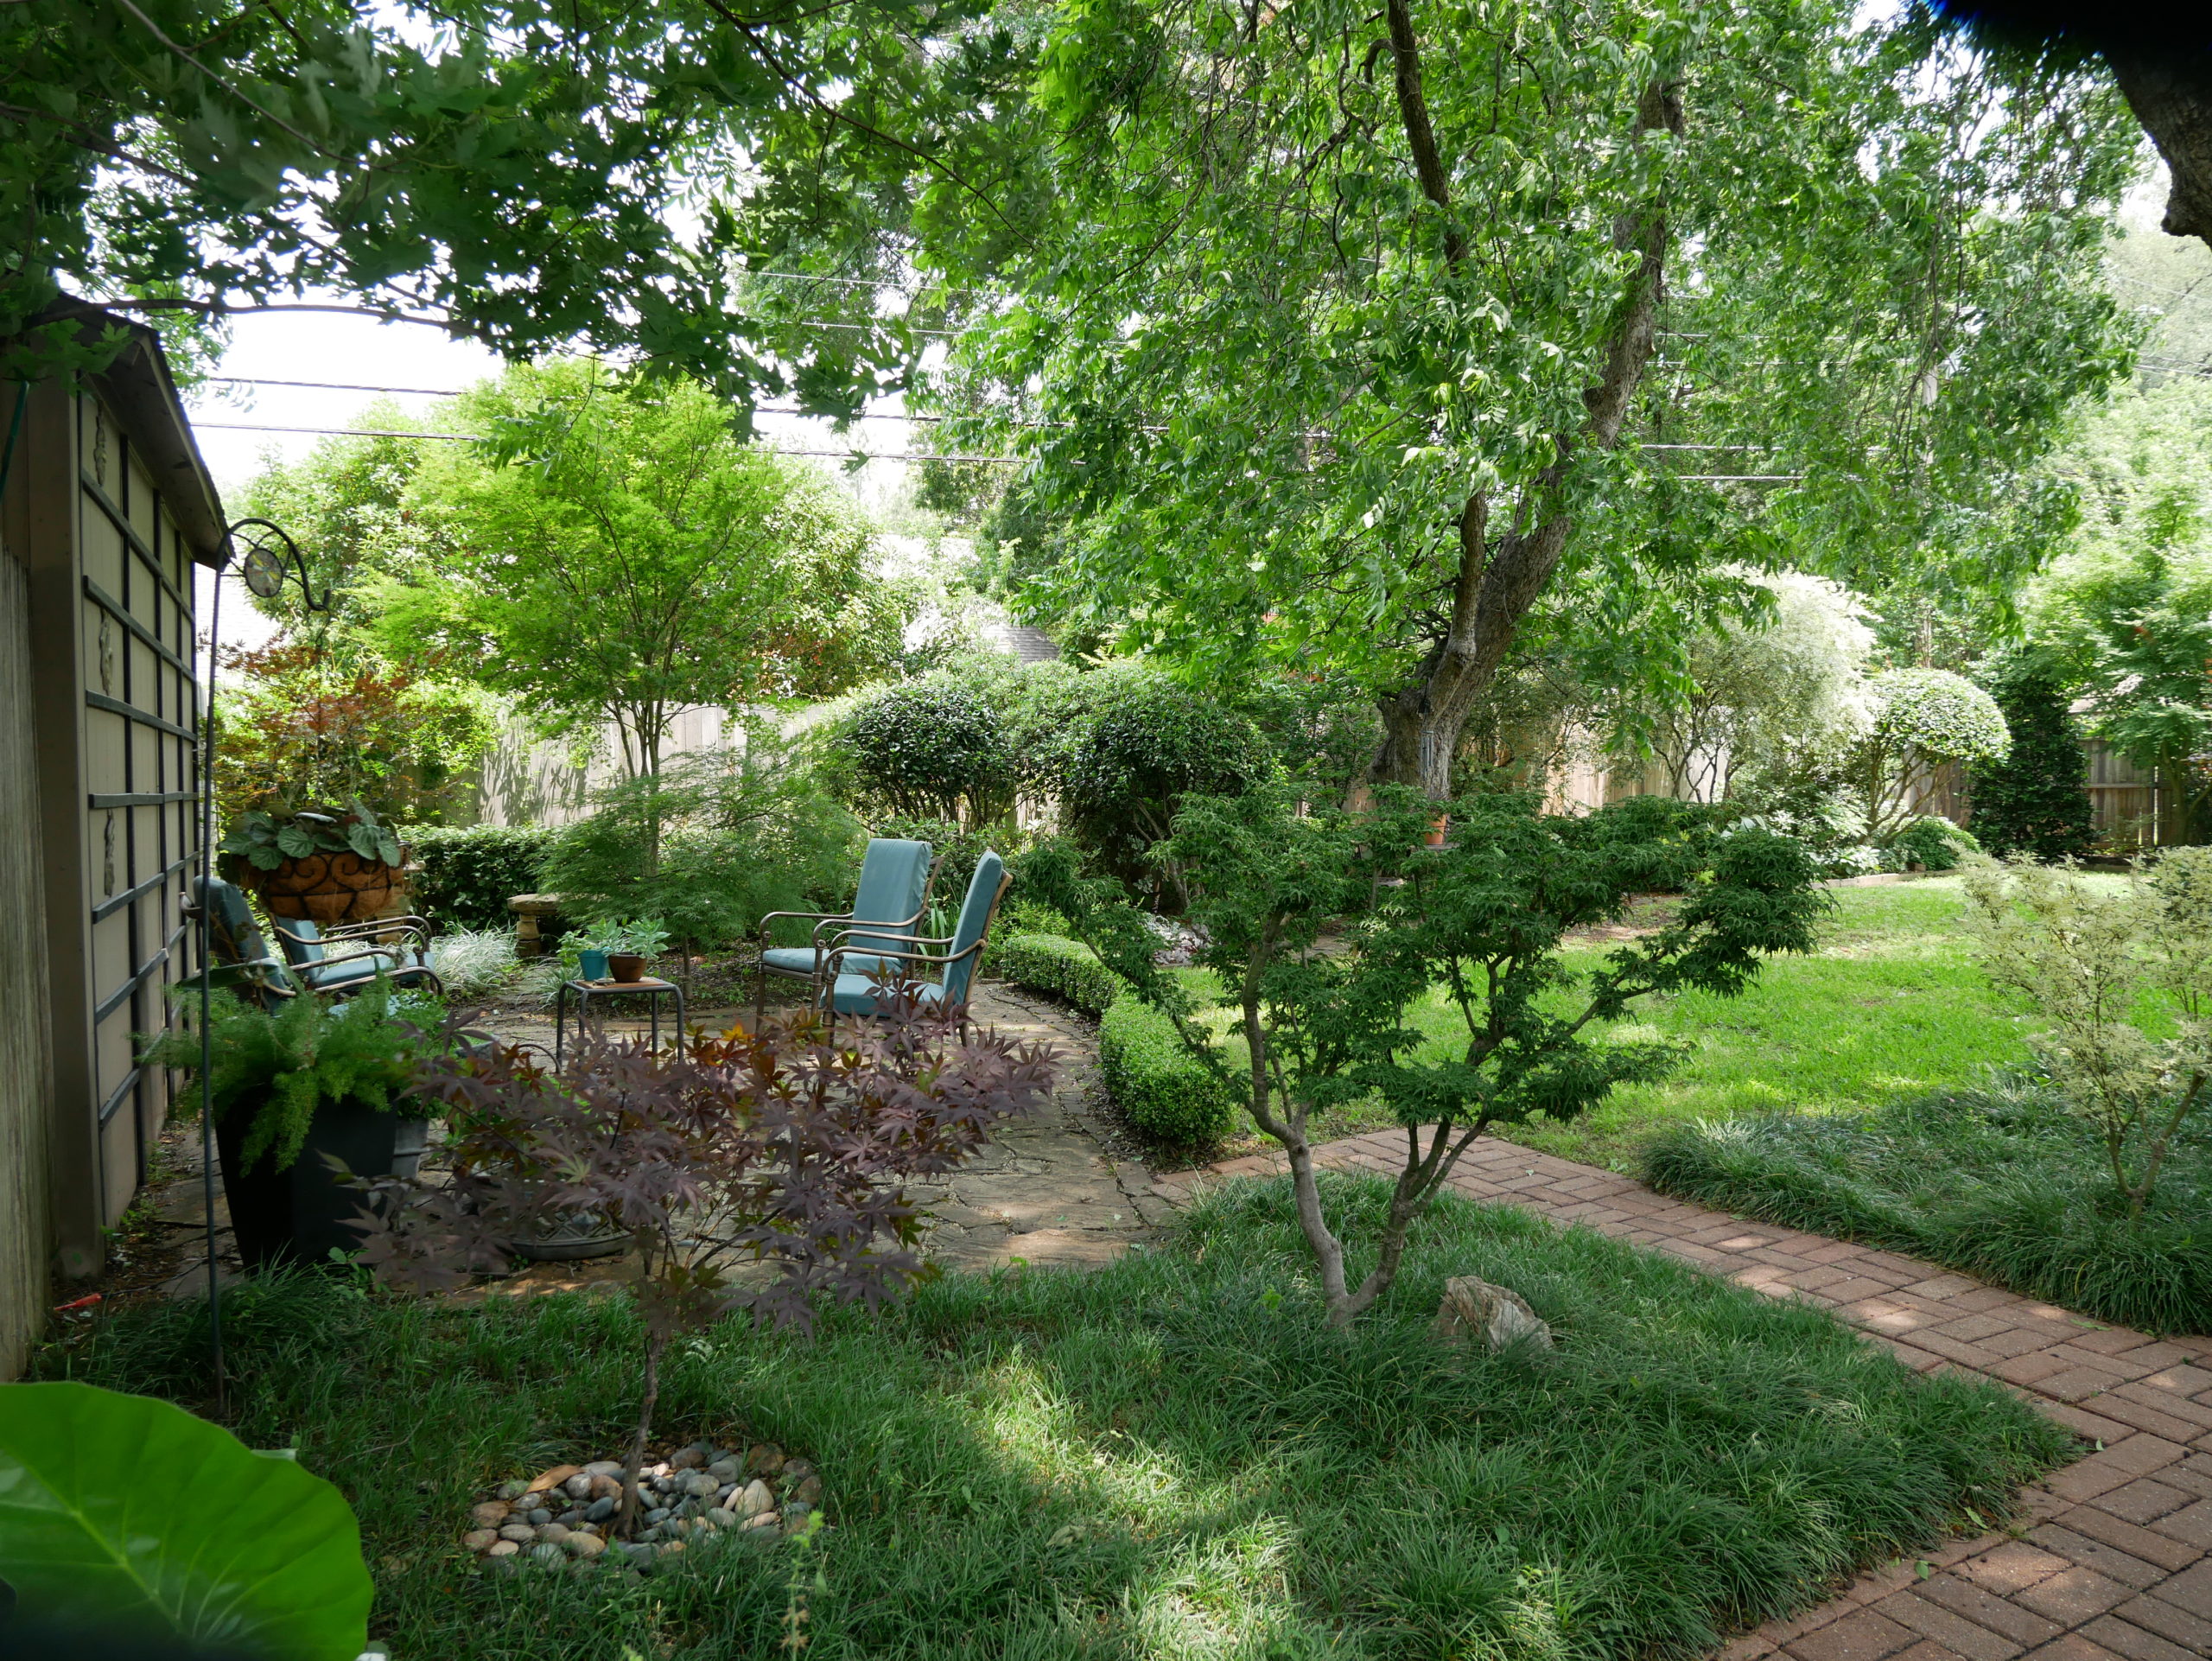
[45,1176,2072,1661]
[1640,1081,2212,1335]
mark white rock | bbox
[1433,1276,1553,1352]
[486,1540,519,1558]
[730,1479,775,1521]
[582,1461,625,1478]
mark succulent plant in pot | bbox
[219,799,408,923]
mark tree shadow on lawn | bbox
[47,1178,2077,1661]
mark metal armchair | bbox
[269,914,443,996]
[818,850,1013,1037]
[754,837,937,1021]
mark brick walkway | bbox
[1156,1130,2212,1661]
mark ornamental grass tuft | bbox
[46,1174,2073,1659]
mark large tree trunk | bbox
[2107,51,2212,251]
[1366,3,1682,798]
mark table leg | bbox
[555,982,568,1066]
[672,987,686,1058]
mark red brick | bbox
[2139,1365,2212,1398]
[1993,1352,2078,1388]
[1873,1591,2024,1661]
[2150,1558,2212,1618]
[2024,1523,2169,1589]
[2146,1496,2212,1550]
[2076,1614,2205,1661]
[1784,1608,1920,1661]
[2066,1502,2206,1571]
[1959,1543,2069,1594]
[1941,1314,2022,1344]
[2043,1404,2139,1446]
[2039,1366,2133,1403]
[1719,1636,1781,1661]
[2108,1593,2212,1653]
[1916,1575,2065,1646]
[1891,1645,1967,1661]
[2011,1566,2135,1623]
[1946,1287,2026,1314]
[2087,1436,2191,1479]
[2093,1480,2193,1525]
[2089,1393,2212,1444]
[2016,1638,2127,1661]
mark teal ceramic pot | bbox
[579,948,610,982]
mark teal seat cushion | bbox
[764,946,899,977]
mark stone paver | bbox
[1155,1127,2212,1661]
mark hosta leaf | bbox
[276,824,317,859]
[0,1382,372,1659]
[346,823,382,862]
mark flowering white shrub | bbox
[1961,848,2212,1217]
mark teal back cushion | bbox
[848,838,932,957]
[942,850,1004,1002]
[281,919,327,964]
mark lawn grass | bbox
[1639,1079,2212,1335]
[47,1176,2074,1659]
[1197,879,2081,1170]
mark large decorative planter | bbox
[248,850,407,923]
[216,1097,429,1270]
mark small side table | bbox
[554,977,687,1064]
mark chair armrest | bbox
[757,907,853,949]
[275,919,432,956]
[816,901,931,951]
[315,915,433,943]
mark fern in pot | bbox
[143,983,446,1270]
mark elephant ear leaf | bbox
[276,824,318,859]
[0,1381,372,1659]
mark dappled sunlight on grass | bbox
[44,1177,2075,1659]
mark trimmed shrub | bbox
[1971,664,2095,860]
[1885,815,1980,872]
[398,824,556,930]
[1098,995,1241,1146]
[994,932,1128,1018]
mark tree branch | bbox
[1383,0,1465,267]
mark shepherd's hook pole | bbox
[200,554,226,1415]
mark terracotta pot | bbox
[250,849,407,922]
[1423,814,1450,849]
[608,952,647,983]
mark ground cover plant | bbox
[42,1177,2073,1661]
[1640,1078,2212,1334]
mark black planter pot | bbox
[214,1097,429,1271]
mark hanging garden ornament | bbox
[240,540,287,598]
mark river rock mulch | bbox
[463,1439,822,1573]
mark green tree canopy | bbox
[923,0,2141,796]
[2029,378,2212,841]
[373,360,910,780]
[0,0,1027,401]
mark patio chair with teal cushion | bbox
[269,913,443,996]
[819,849,1013,1034]
[181,877,303,1009]
[754,837,936,1021]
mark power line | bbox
[188,419,1027,462]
